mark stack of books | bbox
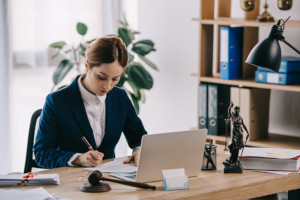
[255,56,300,85]
[0,173,60,186]
[240,147,300,172]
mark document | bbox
[0,173,60,186]
[0,187,55,200]
[85,157,137,173]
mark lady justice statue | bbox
[223,101,249,173]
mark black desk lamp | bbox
[245,17,300,72]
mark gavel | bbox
[82,170,156,192]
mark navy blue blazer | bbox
[33,76,147,169]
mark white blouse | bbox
[78,73,106,148]
[67,74,106,166]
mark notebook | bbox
[111,129,208,182]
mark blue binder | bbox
[219,26,243,80]
[258,56,300,73]
[207,84,230,135]
[255,70,300,85]
[198,83,208,129]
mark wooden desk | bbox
[3,146,300,200]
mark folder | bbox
[198,83,208,129]
[255,70,300,85]
[207,84,230,135]
[230,87,270,141]
[219,26,243,80]
[258,56,300,73]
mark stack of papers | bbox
[0,173,60,186]
[240,147,300,174]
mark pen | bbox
[81,136,94,151]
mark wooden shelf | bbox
[198,76,300,92]
[207,134,300,150]
[192,17,300,28]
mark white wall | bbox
[137,0,199,134]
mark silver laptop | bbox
[112,129,207,182]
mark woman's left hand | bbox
[123,147,141,167]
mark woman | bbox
[33,36,147,169]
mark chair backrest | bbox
[24,109,42,173]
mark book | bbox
[230,87,270,141]
[219,26,243,80]
[258,56,300,73]
[198,83,208,129]
[207,84,230,135]
[255,70,300,85]
[0,173,60,186]
[240,147,300,172]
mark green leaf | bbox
[118,28,133,46]
[127,79,141,100]
[77,22,88,36]
[127,62,153,89]
[50,41,66,49]
[128,53,134,63]
[80,43,88,56]
[56,85,68,91]
[116,73,126,87]
[132,40,156,56]
[52,50,60,59]
[119,19,128,28]
[86,38,96,44]
[64,49,72,54]
[138,55,159,71]
[53,59,74,85]
[130,93,140,114]
[140,89,146,103]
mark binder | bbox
[258,56,300,73]
[255,70,300,85]
[219,26,244,80]
[207,84,230,135]
[230,87,270,141]
[198,83,208,129]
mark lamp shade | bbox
[245,37,282,72]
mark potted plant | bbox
[49,19,158,113]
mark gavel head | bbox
[88,170,103,186]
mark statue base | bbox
[223,161,243,173]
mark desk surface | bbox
[4,146,300,200]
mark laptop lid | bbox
[136,129,208,182]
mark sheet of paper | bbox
[85,157,138,173]
[247,169,300,175]
[0,187,55,200]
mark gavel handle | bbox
[101,177,156,190]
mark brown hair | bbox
[85,36,128,68]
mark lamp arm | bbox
[282,39,300,54]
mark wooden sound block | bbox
[80,182,111,193]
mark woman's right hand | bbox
[72,150,104,167]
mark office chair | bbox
[24,109,42,173]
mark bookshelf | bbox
[195,0,300,149]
